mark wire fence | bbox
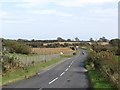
[2,51,74,68]
[17,54,61,65]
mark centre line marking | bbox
[60,72,65,76]
[65,68,69,71]
[49,77,58,84]
[39,88,42,90]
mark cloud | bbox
[3,20,23,23]
[0,10,23,23]
[15,0,118,8]
[58,19,70,23]
[22,0,55,3]
[0,0,21,2]
[0,11,8,18]
[16,0,56,8]
[30,9,73,17]
[56,0,118,7]
[90,8,118,17]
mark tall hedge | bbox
[3,39,31,54]
[87,51,119,88]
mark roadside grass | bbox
[117,56,120,63]
[2,54,73,85]
[85,61,116,89]
[88,70,115,89]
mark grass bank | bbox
[116,56,120,63]
[85,61,116,89]
[2,54,73,85]
[88,70,116,89]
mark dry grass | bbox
[43,42,80,46]
[32,47,73,54]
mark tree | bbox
[109,39,119,47]
[67,39,71,42]
[98,37,108,42]
[75,37,80,42]
[109,39,120,55]
[90,38,94,42]
[57,37,65,42]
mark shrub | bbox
[3,39,31,54]
[87,51,119,88]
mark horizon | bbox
[2,36,118,41]
[1,0,118,40]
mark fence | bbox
[17,54,61,66]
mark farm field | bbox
[4,48,74,66]
[32,47,73,54]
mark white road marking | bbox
[39,88,42,90]
[72,61,74,63]
[70,61,74,65]
[70,63,72,66]
[49,77,58,84]
[60,72,65,76]
[65,68,69,71]
[48,60,74,85]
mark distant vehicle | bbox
[82,52,84,55]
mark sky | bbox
[0,0,119,40]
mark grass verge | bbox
[85,60,116,89]
[88,70,115,89]
[116,56,120,63]
[2,54,73,85]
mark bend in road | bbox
[3,49,92,89]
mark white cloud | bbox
[90,8,118,17]
[56,0,118,7]
[31,9,56,14]
[30,9,73,17]
[16,0,57,8]
[21,0,118,4]
[3,20,23,23]
[16,0,119,8]
[22,0,55,3]
[59,19,70,23]
[56,12,73,17]
[10,0,112,9]
[0,11,8,18]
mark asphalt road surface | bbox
[2,50,92,89]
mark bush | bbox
[109,39,120,55]
[3,39,31,54]
[87,51,119,88]
[73,52,76,55]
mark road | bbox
[2,50,92,89]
